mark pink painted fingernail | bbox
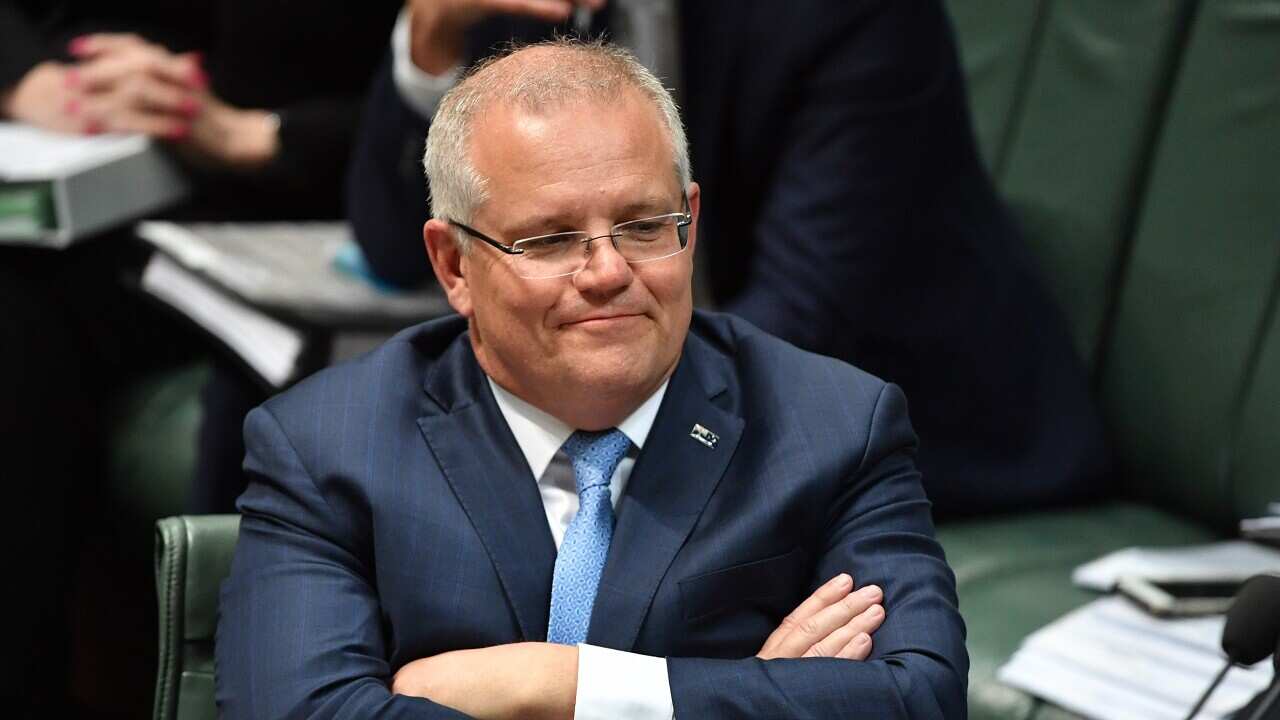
[84,120,105,135]
[179,96,201,116]
[63,97,80,115]
[167,124,190,140]
[189,66,209,90]
[68,36,91,55]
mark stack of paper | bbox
[999,597,1275,719]
[143,253,306,388]
[137,221,450,388]
[1241,503,1280,545]
[1073,541,1280,591]
[136,221,449,327]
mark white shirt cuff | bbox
[390,6,461,120]
[575,643,675,720]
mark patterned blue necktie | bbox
[547,428,631,645]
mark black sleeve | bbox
[0,1,55,94]
[344,15,564,288]
[345,53,434,287]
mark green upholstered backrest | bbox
[1097,0,1280,528]
[947,0,1280,528]
[996,0,1197,366]
[110,362,210,523]
[1235,302,1280,521]
[943,0,1047,170]
[154,515,241,720]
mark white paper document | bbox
[142,253,306,388]
[1073,541,1280,591]
[135,221,449,326]
[998,596,1274,720]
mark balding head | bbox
[423,39,690,245]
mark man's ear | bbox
[424,219,473,318]
[685,181,701,258]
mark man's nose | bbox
[574,234,633,294]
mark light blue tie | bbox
[547,428,631,645]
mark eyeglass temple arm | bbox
[448,219,523,255]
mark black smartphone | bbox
[1117,576,1242,617]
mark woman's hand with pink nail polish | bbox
[1,61,86,133]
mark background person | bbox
[346,0,1112,522]
[0,1,398,714]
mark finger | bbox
[82,99,190,139]
[848,602,886,638]
[770,584,882,659]
[758,574,853,656]
[781,574,855,626]
[805,602,884,659]
[835,632,873,661]
[75,52,152,91]
[68,32,149,58]
[76,48,202,92]
[485,0,577,22]
[130,75,201,117]
[802,620,859,658]
[152,52,207,91]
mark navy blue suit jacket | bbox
[344,0,1110,519]
[216,311,967,717]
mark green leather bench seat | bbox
[938,503,1218,720]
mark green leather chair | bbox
[153,515,240,720]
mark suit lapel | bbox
[587,331,744,650]
[416,337,557,642]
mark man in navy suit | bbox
[344,0,1110,521]
[218,40,966,718]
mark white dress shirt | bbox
[488,378,676,720]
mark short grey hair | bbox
[423,38,691,248]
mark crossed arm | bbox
[218,384,966,719]
[389,573,887,718]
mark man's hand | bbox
[757,573,886,660]
[390,574,881,717]
[406,0,606,75]
[392,642,577,720]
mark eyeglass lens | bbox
[511,212,687,279]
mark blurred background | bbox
[1,1,1278,718]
